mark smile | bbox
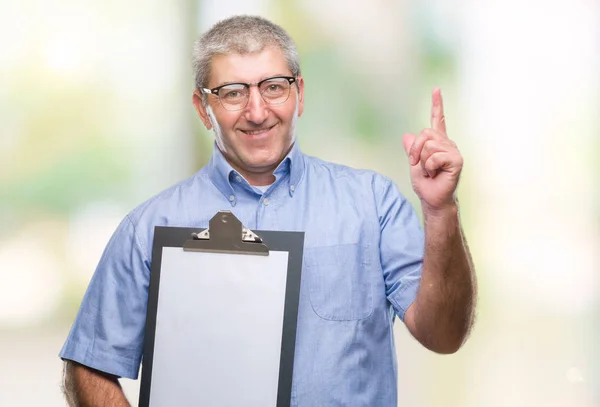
[240,124,276,136]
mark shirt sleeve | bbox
[375,175,424,321]
[59,214,150,379]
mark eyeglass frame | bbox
[200,75,298,111]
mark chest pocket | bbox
[304,243,374,321]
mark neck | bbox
[222,155,280,186]
[219,143,294,187]
[244,170,277,186]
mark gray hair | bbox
[192,15,301,95]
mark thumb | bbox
[402,133,416,157]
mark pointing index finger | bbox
[430,87,447,134]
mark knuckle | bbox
[426,155,437,168]
[424,139,439,152]
[425,128,441,139]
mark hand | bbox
[402,88,463,213]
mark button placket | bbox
[256,193,278,230]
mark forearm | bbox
[410,203,477,353]
[63,361,131,407]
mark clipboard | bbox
[138,211,304,407]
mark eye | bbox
[261,79,288,94]
[219,85,247,100]
[222,90,241,99]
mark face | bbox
[192,46,304,185]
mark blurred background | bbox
[1,0,598,405]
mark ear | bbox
[192,90,213,130]
[296,76,305,117]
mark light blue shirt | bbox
[60,142,424,406]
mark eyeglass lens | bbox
[218,77,291,110]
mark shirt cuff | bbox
[59,338,140,380]
[387,271,421,321]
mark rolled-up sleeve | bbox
[375,176,424,321]
[59,214,150,379]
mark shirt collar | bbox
[207,142,305,204]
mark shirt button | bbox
[236,176,242,182]
[263,198,269,206]
[290,185,295,192]
[229,195,235,202]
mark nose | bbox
[243,86,268,124]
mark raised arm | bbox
[401,88,477,353]
[404,203,476,353]
[62,360,131,407]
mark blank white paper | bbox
[148,248,289,407]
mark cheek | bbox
[218,114,242,135]
[274,105,297,125]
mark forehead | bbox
[209,46,291,86]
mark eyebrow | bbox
[213,74,292,88]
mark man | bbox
[60,15,476,407]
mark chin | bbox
[248,154,280,168]
[254,142,288,158]
[241,148,282,168]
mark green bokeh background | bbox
[0,1,598,406]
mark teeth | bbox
[244,128,270,135]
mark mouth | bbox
[240,124,277,136]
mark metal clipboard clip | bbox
[183,210,269,256]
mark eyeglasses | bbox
[201,76,297,111]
